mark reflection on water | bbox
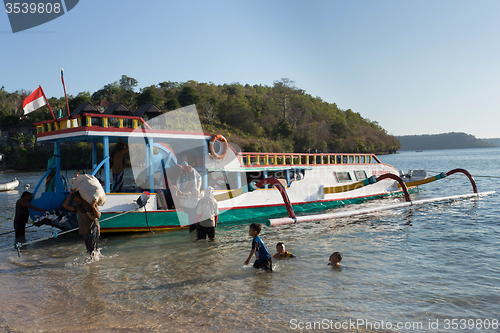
[0,149,500,332]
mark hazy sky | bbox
[2,0,499,138]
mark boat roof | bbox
[70,102,100,117]
[134,103,163,118]
[103,103,134,116]
[34,113,212,144]
[207,166,314,172]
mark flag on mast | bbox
[23,86,46,114]
[22,86,56,120]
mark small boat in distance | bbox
[0,178,19,191]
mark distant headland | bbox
[396,132,498,151]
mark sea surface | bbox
[0,148,499,333]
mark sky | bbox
[1,0,499,138]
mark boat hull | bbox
[0,178,19,191]
[98,188,411,233]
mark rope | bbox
[0,206,141,256]
[0,224,35,236]
[144,206,154,234]
[427,170,500,179]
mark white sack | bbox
[69,174,106,206]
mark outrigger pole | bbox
[267,191,495,227]
[266,168,493,227]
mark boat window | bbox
[335,171,352,182]
[108,118,120,128]
[91,117,101,126]
[354,170,367,180]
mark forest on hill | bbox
[482,138,500,147]
[0,76,400,155]
[396,132,496,151]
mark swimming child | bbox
[273,242,296,259]
[328,252,342,267]
[244,223,272,271]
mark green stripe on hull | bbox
[100,189,416,231]
[101,210,188,231]
[217,191,406,225]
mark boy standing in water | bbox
[244,223,272,271]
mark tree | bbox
[177,86,200,107]
[164,98,180,111]
[273,78,298,120]
[12,132,29,149]
[136,85,163,106]
[200,98,218,125]
[92,81,121,103]
[68,91,92,112]
[119,75,138,91]
[272,118,293,139]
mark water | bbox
[0,148,499,333]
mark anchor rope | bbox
[0,206,140,254]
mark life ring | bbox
[209,134,228,159]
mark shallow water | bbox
[0,148,499,332]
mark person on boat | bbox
[244,223,272,272]
[165,162,201,214]
[63,189,101,257]
[13,191,46,239]
[273,242,296,259]
[178,161,202,232]
[111,138,129,193]
[195,186,218,241]
[328,252,343,268]
[178,161,202,193]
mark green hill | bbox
[0,77,400,155]
[396,132,496,151]
[482,138,500,147]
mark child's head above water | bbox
[276,242,286,255]
[329,252,343,266]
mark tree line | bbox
[396,132,496,151]
[0,76,400,155]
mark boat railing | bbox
[35,113,152,135]
[238,152,381,167]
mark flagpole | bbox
[40,85,56,120]
[61,68,70,116]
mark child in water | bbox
[273,242,296,259]
[328,252,343,267]
[244,223,272,271]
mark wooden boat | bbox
[29,105,473,233]
[0,178,19,191]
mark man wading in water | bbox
[13,191,46,239]
[64,189,101,258]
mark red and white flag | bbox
[23,86,47,114]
